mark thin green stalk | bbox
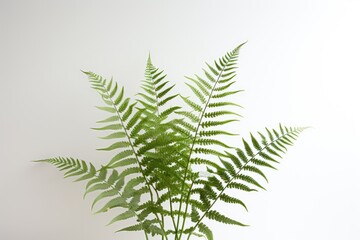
[167,189,178,236]
[155,189,165,240]
[178,181,194,240]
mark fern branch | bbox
[187,126,306,239]
[167,188,179,236]
[85,72,149,187]
[35,157,151,239]
[139,58,183,238]
[176,42,246,236]
[83,72,168,237]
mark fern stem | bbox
[187,128,300,239]
[178,181,194,240]
[167,188,178,237]
[157,190,165,240]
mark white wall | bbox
[1,0,359,239]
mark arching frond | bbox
[34,157,96,181]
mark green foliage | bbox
[35,43,307,240]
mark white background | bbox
[1,0,359,240]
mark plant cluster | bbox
[36,43,306,240]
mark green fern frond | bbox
[198,222,213,240]
[219,193,248,211]
[203,110,241,118]
[199,130,237,137]
[190,157,223,170]
[118,219,164,237]
[201,119,239,128]
[207,176,224,191]
[99,132,126,139]
[185,76,211,95]
[181,96,203,112]
[235,174,266,190]
[92,124,122,131]
[227,182,257,192]
[108,158,137,169]
[212,90,242,99]
[195,139,231,148]
[85,167,107,190]
[185,83,207,103]
[220,158,237,177]
[176,111,200,123]
[208,101,243,108]
[206,210,248,226]
[186,124,306,239]
[107,150,134,167]
[34,157,96,181]
[107,210,136,226]
[84,169,109,197]
[138,55,178,119]
[96,115,120,123]
[224,151,243,169]
[96,141,130,151]
[242,165,268,182]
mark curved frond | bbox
[34,157,96,181]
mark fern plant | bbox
[35,43,306,240]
